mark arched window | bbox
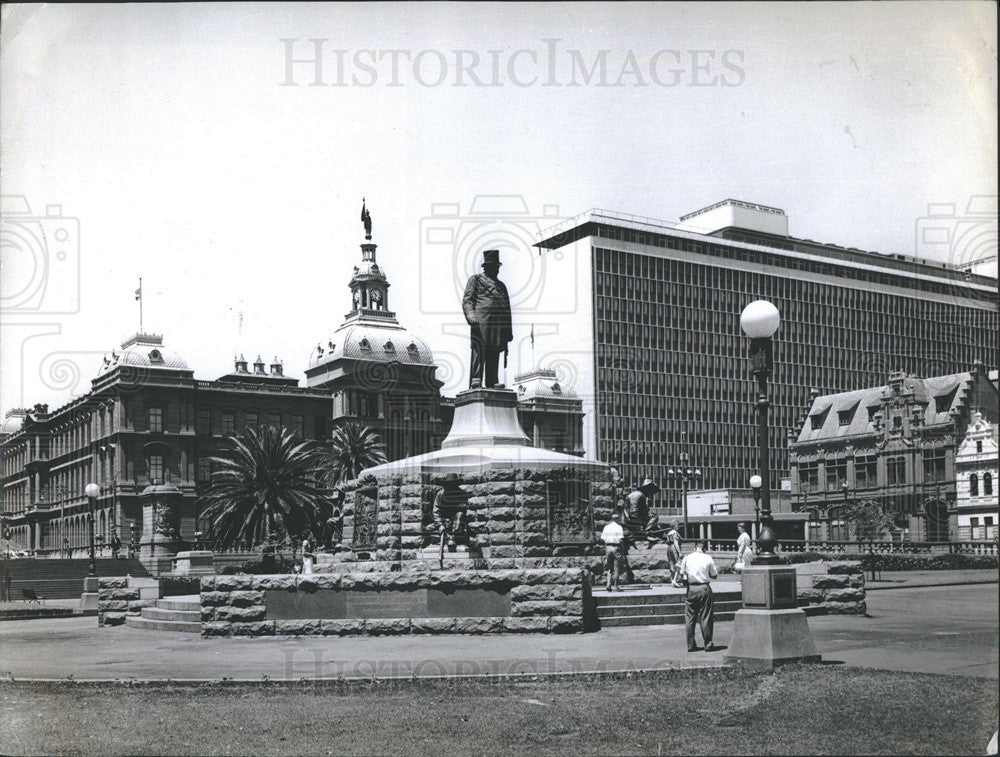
[970,473,979,496]
[984,473,993,496]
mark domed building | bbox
[306,203,444,460]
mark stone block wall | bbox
[336,467,614,565]
[796,561,867,615]
[199,568,593,637]
[97,577,143,627]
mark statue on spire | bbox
[361,198,372,239]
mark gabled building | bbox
[788,361,998,542]
[954,411,998,540]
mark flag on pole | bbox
[135,281,142,301]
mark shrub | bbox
[219,554,296,575]
[159,576,202,597]
[774,551,998,571]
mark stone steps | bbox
[155,595,201,611]
[592,585,743,628]
[124,595,201,633]
[125,616,202,633]
[599,610,739,628]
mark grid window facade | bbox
[591,243,996,494]
[148,407,163,433]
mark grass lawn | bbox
[1,665,996,756]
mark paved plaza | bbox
[1,583,995,681]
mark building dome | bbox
[515,368,577,400]
[1,409,27,436]
[310,322,435,367]
[99,333,189,375]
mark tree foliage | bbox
[842,499,898,541]
[199,425,332,549]
[328,422,388,484]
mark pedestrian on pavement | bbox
[600,513,625,591]
[110,533,122,560]
[735,523,752,572]
[681,540,718,652]
[301,536,315,575]
[665,522,683,587]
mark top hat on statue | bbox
[639,478,659,493]
[481,249,502,267]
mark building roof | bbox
[309,319,435,369]
[533,209,997,295]
[795,371,976,444]
[98,333,190,375]
[514,368,578,402]
[0,408,28,436]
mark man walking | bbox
[600,513,625,591]
[680,540,718,652]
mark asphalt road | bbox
[0,583,996,681]
[807,583,999,679]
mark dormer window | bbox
[867,406,880,422]
[359,338,371,353]
[384,341,395,353]
[407,343,418,354]
[934,387,957,414]
[809,407,829,430]
[837,402,858,427]
[551,382,562,395]
[148,349,163,364]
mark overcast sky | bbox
[1,1,996,415]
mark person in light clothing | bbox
[600,514,625,591]
[736,522,752,571]
[680,541,718,652]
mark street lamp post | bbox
[667,432,701,538]
[749,474,762,541]
[740,300,781,563]
[725,299,820,669]
[84,483,100,577]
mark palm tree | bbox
[328,422,388,485]
[199,425,332,550]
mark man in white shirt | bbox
[736,522,752,571]
[680,541,718,652]
[600,514,625,591]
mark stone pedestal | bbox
[139,483,184,573]
[171,550,215,576]
[80,575,98,612]
[441,388,531,448]
[724,564,821,670]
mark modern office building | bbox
[534,200,998,519]
[787,363,998,541]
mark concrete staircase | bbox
[593,584,743,628]
[125,595,201,633]
[2,558,151,600]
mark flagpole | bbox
[137,278,143,333]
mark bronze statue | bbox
[361,198,372,239]
[462,249,513,389]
